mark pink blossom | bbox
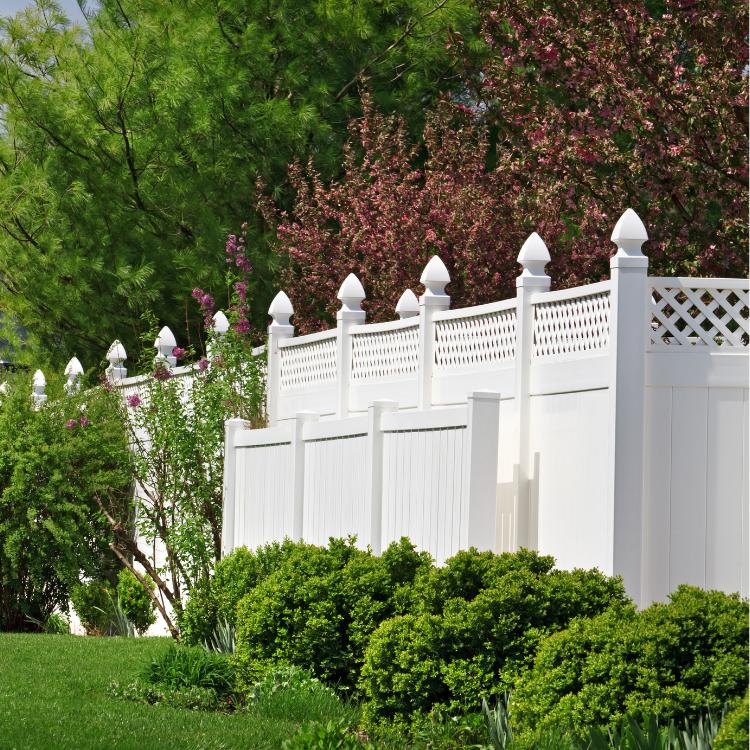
[152,366,173,381]
[197,357,209,372]
[65,419,78,430]
[79,416,90,428]
[126,394,142,408]
[172,346,187,360]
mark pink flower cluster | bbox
[126,394,142,408]
[152,365,173,381]
[65,416,90,429]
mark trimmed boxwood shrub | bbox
[234,537,432,693]
[179,540,300,645]
[714,691,749,750]
[116,568,156,635]
[510,585,749,742]
[359,555,627,724]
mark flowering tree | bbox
[96,231,265,639]
[263,1,747,330]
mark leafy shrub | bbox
[281,719,367,750]
[43,612,70,635]
[70,580,115,636]
[234,537,432,694]
[0,376,131,631]
[179,541,299,646]
[360,552,627,724]
[116,568,156,635]
[110,680,232,712]
[143,644,235,699]
[511,586,749,742]
[714,692,749,750]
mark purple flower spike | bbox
[79,416,90,428]
[197,358,209,372]
[65,419,78,429]
[172,346,187,360]
[126,394,142,408]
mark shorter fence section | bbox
[222,392,501,562]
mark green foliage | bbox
[511,586,749,742]
[117,568,156,635]
[143,644,235,699]
[42,612,70,635]
[0,374,131,631]
[713,692,749,750]
[0,0,479,366]
[360,551,627,724]
[70,579,116,636]
[281,719,367,750]
[112,680,233,712]
[234,537,433,694]
[180,541,300,646]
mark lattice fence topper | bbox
[279,335,337,390]
[351,324,419,381]
[533,291,611,357]
[650,284,750,348]
[435,308,517,370]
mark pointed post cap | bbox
[268,290,294,327]
[65,356,84,377]
[107,340,127,365]
[212,310,229,334]
[395,289,419,319]
[154,326,177,367]
[337,273,366,313]
[154,326,177,349]
[420,255,451,297]
[33,369,46,389]
[611,208,648,257]
[517,232,551,280]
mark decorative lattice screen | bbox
[533,291,611,357]
[650,284,749,348]
[351,324,419,382]
[279,335,337,390]
[435,308,517,370]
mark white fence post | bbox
[336,274,366,418]
[32,369,47,409]
[64,356,84,395]
[266,291,294,426]
[366,399,398,554]
[106,340,127,382]
[221,417,246,557]
[513,233,551,550]
[154,326,177,368]
[418,256,451,409]
[461,391,502,550]
[608,208,649,606]
[292,411,318,540]
[209,310,230,362]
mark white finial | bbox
[64,356,84,394]
[32,369,47,409]
[611,208,648,257]
[268,291,294,328]
[154,326,177,368]
[212,310,230,335]
[106,340,127,382]
[0,381,8,401]
[337,273,366,313]
[517,232,551,280]
[395,289,419,319]
[420,256,451,299]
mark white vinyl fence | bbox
[223,209,749,607]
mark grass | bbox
[0,633,356,750]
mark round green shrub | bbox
[714,691,749,750]
[116,568,156,635]
[70,579,115,635]
[359,555,628,725]
[179,540,301,646]
[234,537,432,694]
[511,585,749,742]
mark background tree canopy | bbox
[0,0,479,366]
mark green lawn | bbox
[0,634,339,750]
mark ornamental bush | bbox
[359,555,627,725]
[116,568,156,635]
[179,541,300,646]
[234,537,432,694]
[0,374,131,631]
[713,691,749,750]
[70,579,115,636]
[510,585,749,743]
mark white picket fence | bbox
[223,209,749,607]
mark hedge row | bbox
[179,538,749,740]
